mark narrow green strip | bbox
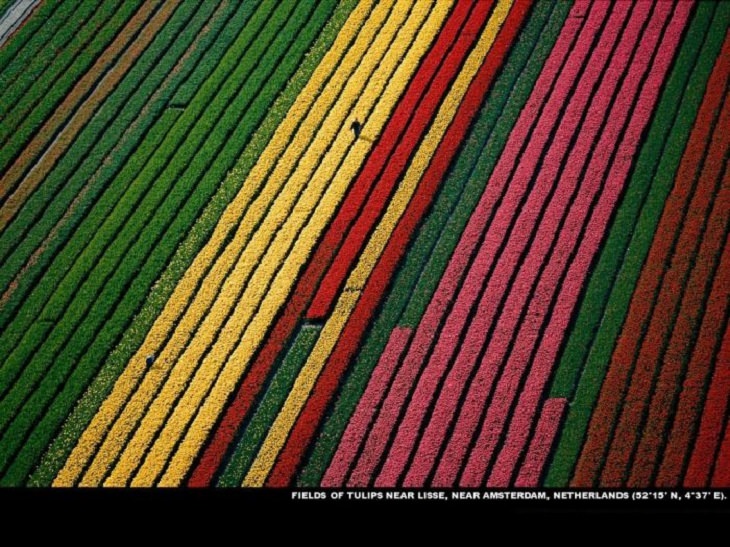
[0,0,327,486]
[0,1,142,171]
[1,0,103,120]
[0,0,83,102]
[0,0,224,298]
[544,1,728,487]
[217,325,322,487]
[0,0,273,363]
[298,0,570,486]
[0,0,68,79]
[29,0,357,487]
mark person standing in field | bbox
[351,119,361,138]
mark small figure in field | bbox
[351,119,362,138]
[146,354,155,367]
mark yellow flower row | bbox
[117,0,428,487]
[96,0,403,487]
[54,0,381,487]
[243,0,514,487]
[141,0,453,487]
[59,0,449,487]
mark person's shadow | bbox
[350,119,374,143]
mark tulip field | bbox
[0,0,727,489]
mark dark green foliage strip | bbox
[218,325,322,487]
[29,0,356,487]
[0,0,321,485]
[0,0,225,305]
[298,0,570,486]
[0,1,143,175]
[544,2,727,487]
